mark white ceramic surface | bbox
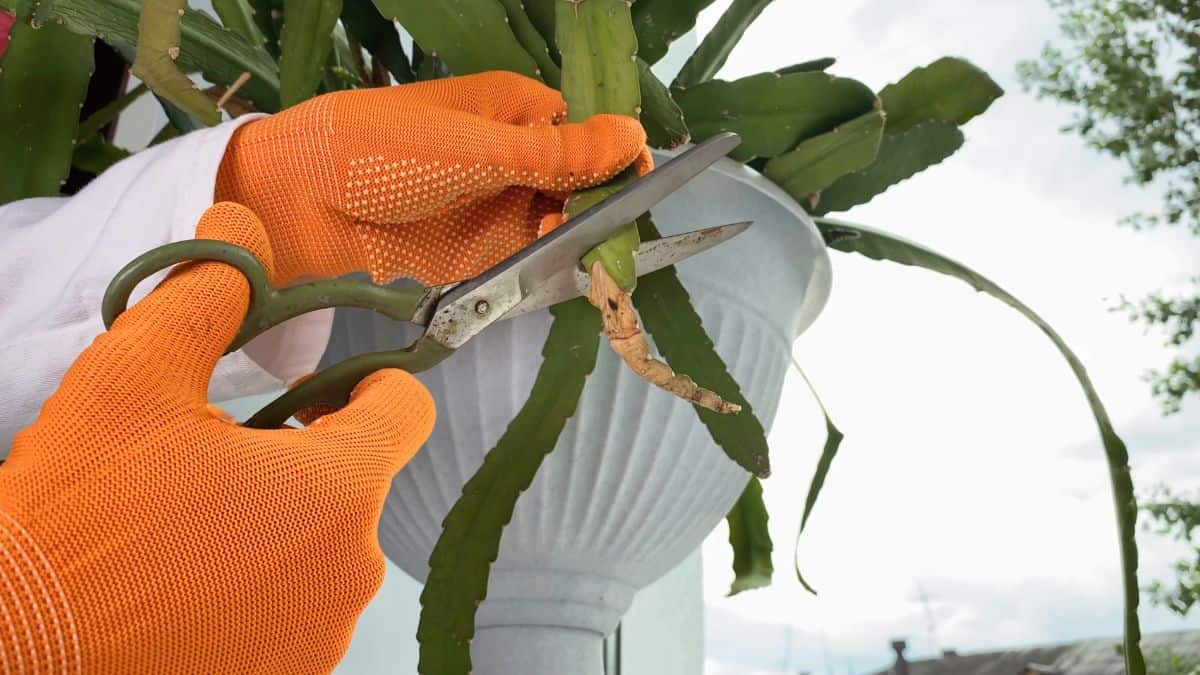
[319,151,833,674]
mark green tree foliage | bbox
[1018,0,1200,413]
[1146,647,1200,675]
[1142,487,1199,617]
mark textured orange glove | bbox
[216,70,652,286]
[0,203,435,673]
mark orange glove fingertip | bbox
[195,201,279,278]
[294,369,436,472]
[537,212,565,237]
[634,146,654,176]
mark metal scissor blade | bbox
[435,132,741,316]
[631,221,751,277]
[496,221,752,321]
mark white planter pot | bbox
[320,151,832,674]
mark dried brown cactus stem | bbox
[586,261,741,414]
[205,71,255,116]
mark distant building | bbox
[865,631,1200,675]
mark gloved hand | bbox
[216,70,652,286]
[0,203,435,673]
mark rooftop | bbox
[865,631,1200,675]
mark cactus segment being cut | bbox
[557,0,735,414]
[556,0,641,120]
[557,0,642,288]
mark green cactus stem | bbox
[631,0,717,66]
[638,58,690,149]
[495,0,560,86]
[672,0,775,90]
[674,71,877,161]
[278,0,340,106]
[372,0,540,78]
[556,0,641,120]
[340,0,414,83]
[0,4,95,204]
[557,0,642,290]
[762,109,886,206]
[878,56,1004,135]
[212,0,266,47]
[132,0,220,125]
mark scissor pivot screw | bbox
[474,300,490,316]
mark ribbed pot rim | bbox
[648,146,833,336]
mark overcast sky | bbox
[686,1,1200,673]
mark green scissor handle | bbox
[244,338,454,428]
[102,239,455,429]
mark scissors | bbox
[101,132,747,429]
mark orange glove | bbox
[216,70,652,286]
[0,203,435,673]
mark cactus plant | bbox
[762,108,886,204]
[339,0,413,82]
[672,0,775,90]
[211,0,265,47]
[370,0,540,79]
[813,120,964,215]
[878,56,1004,133]
[673,71,878,161]
[0,1,1148,673]
[637,58,690,148]
[555,0,640,120]
[631,0,717,66]
[29,0,282,111]
[0,0,94,203]
[278,0,340,106]
[495,0,559,85]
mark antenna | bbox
[782,624,792,672]
[915,580,942,654]
[819,628,833,675]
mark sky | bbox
[681,1,1200,673]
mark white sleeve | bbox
[0,115,334,450]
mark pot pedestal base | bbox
[473,626,604,675]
